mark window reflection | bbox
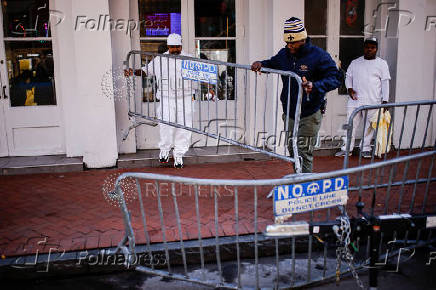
[2,0,51,38]
[340,0,365,35]
[6,41,56,106]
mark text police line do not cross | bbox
[274,176,348,216]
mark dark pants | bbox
[283,110,323,173]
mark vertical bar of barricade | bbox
[274,76,279,154]
[243,70,248,145]
[254,186,259,289]
[155,181,171,273]
[145,55,149,117]
[356,110,368,201]
[284,76,291,158]
[160,56,164,122]
[171,183,188,276]
[174,58,178,124]
[380,106,395,182]
[263,74,268,148]
[152,55,157,118]
[204,80,209,142]
[234,187,241,288]
[292,75,303,173]
[343,108,356,169]
[215,80,219,138]
[253,73,258,146]
[125,54,132,113]
[181,63,186,127]
[368,109,382,175]
[115,180,136,256]
[135,179,154,270]
[213,186,223,284]
[198,82,202,131]
[189,77,192,120]
[194,185,206,281]
[167,57,171,124]
[234,69,238,145]
[225,68,228,139]
[132,54,138,115]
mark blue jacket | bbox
[261,39,341,118]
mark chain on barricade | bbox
[333,206,365,289]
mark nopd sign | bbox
[181,60,218,85]
[273,176,348,216]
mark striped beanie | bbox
[283,17,307,43]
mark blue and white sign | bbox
[181,60,218,85]
[273,176,349,216]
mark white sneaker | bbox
[159,150,169,163]
[174,156,183,168]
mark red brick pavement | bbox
[0,153,435,257]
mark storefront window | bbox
[305,0,327,50]
[338,0,365,94]
[194,0,235,38]
[2,0,56,107]
[138,0,181,38]
[195,0,235,100]
[196,40,235,100]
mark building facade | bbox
[0,0,434,168]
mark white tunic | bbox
[143,51,197,100]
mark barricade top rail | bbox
[125,50,302,80]
[348,100,436,122]
[116,149,434,187]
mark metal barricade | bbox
[342,101,436,215]
[110,147,436,289]
[123,51,304,173]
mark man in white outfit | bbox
[335,37,391,158]
[129,33,195,168]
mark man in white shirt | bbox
[335,37,391,158]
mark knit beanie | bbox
[283,17,308,43]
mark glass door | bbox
[0,0,64,156]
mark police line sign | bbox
[181,60,218,85]
[273,176,348,216]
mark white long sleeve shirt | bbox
[345,56,391,107]
[142,51,197,100]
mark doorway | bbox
[0,0,64,156]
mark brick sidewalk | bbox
[0,154,434,258]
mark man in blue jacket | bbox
[251,17,341,173]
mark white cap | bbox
[167,33,182,46]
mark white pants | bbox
[341,107,378,152]
[157,95,193,157]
